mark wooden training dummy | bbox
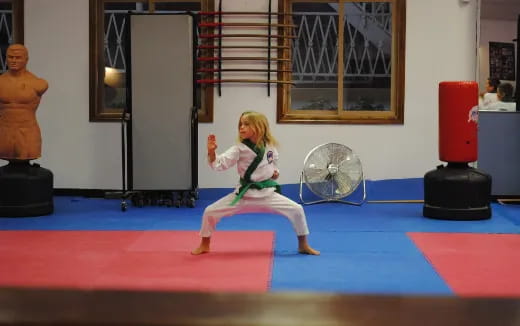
[0,44,48,161]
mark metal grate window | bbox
[0,6,13,73]
[278,0,405,123]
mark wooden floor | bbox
[1,287,520,326]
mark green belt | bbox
[229,178,281,206]
[229,139,280,206]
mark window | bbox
[0,0,23,73]
[277,0,406,124]
[89,0,215,122]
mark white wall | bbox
[23,0,478,190]
[25,0,121,189]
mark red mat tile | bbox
[408,232,520,297]
[0,231,274,293]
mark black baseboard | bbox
[53,189,121,198]
[491,195,520,201]
[53,189,520,202]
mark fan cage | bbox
[302,143,363,200]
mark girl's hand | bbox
[207,134,217,163]
[272,170,279,180]
[207,134,218,152]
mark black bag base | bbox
[423,163,492,220]
[0,201,54,217]
[0,161,54,217]
[423,204,491,221]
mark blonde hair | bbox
[237,111,278,148]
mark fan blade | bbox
[333,172,354,197]
[339,157,363,181]
[308,150,330,169]
[329,144,350,165]
[304,166,330,183]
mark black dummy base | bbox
[0,160,54,217]
[423,163,492,220]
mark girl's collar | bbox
[242,139,265,152]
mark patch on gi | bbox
[267,150,274,164]
[467,105,479,123]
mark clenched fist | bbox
[207,134,217,163]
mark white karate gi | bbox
[199,143,310,237]
[479,92,499,109]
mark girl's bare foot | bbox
[191,237,211,255]
[297,235,320,255]
[191,245,210,255]
[298,245,320,255]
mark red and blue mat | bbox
[1,179,519,296]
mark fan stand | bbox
[298,171,367,206]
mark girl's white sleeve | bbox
[209,145,240,171]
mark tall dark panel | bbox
[517,14,520,111]
[129,14,194,191]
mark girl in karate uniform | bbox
[192,111,319,255]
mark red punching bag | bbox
[438,81,479,163]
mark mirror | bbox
[478,0,520,111]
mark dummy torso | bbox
[0,44,48,160]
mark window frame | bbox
[89,0,214,122]
[277,0,406,124]
[12,0,23,43]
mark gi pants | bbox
[199,192,310,237]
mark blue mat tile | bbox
[301,203,520,234]
[491,204,520,228]
[270,231,452,295]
